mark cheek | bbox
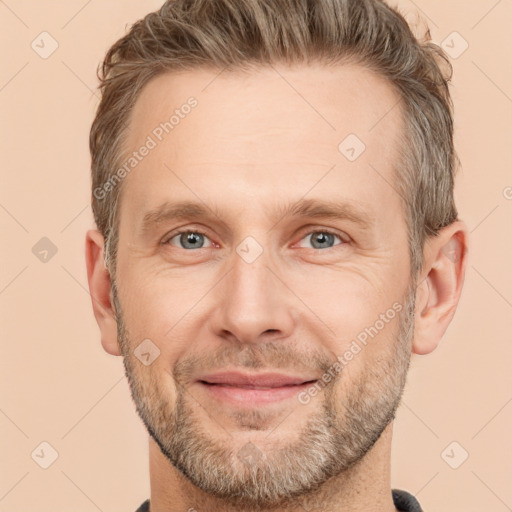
[116,266,202,361]
[290,263,397,318]
[117,238,407,367]
[288,266,404,358]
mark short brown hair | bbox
[90,0,459,284]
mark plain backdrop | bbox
[1,1,511,511]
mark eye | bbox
[162,228,347,251]
[297,230,345,250]
[165,230,213,250]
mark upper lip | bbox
[198,371,318,388]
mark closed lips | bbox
[197,371,318,388]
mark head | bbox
[86,0,468,508]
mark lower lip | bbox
[198,381,316,406]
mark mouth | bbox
[196,371,318,406]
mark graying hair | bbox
[90,0,459,285]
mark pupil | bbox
[314,232,332,249]
[182,232,202,248]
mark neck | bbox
[147,422,399,512]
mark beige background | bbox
[1,1,511,511]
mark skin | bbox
[86,63,468,512]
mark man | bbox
[85,0,468,511]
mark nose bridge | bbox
[230,243,273,307]
[211,238,295,343]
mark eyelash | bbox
[162,227,348,250]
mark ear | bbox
[412,220,469,355]
[85,229,121,356]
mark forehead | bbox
[119,62,405,229]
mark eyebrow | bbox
[139,198,374,236]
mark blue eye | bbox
[298,231,343,250]
[166,230,212,250]
[164,229,345,251]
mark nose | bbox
[209,246,296,345]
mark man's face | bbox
[113,63,415,507]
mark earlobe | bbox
[85,229,121,356]
[412,221,469,356]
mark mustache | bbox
[172,341,336,384]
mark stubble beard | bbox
[113,279,415,509]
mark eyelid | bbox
[293,225,350,243]
[161,225,350,251]
[161,227,214,247]
[293,227,349,249]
